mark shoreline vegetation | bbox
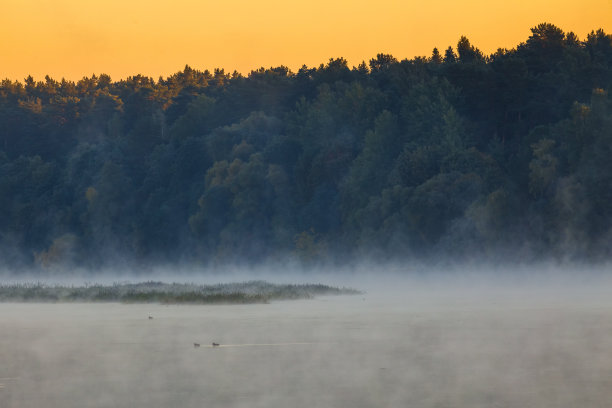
[0,281,361,304]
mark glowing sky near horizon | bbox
[1,0,611,81]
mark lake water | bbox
[2,278,612,408]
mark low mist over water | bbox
[2,268,612,408]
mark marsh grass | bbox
[0,281,361,304]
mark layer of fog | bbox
[2,261,612,306]
[2,264,612,407]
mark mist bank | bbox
[1,259,611,294]
[0,23,611,270]
[4,270,612,408]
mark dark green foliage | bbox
[0,23,611,268]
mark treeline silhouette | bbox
[0,23,611,269]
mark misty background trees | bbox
[0,23,611,269]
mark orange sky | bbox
[1,0,611,81]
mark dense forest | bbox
[0,23,611,270]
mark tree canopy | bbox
[1,23,611,270]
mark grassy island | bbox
[0,281,361,304]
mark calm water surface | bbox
[2,284,612,408]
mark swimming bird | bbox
[148,315,153,320]
[194,343,200,348]
[212,342,220,347]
